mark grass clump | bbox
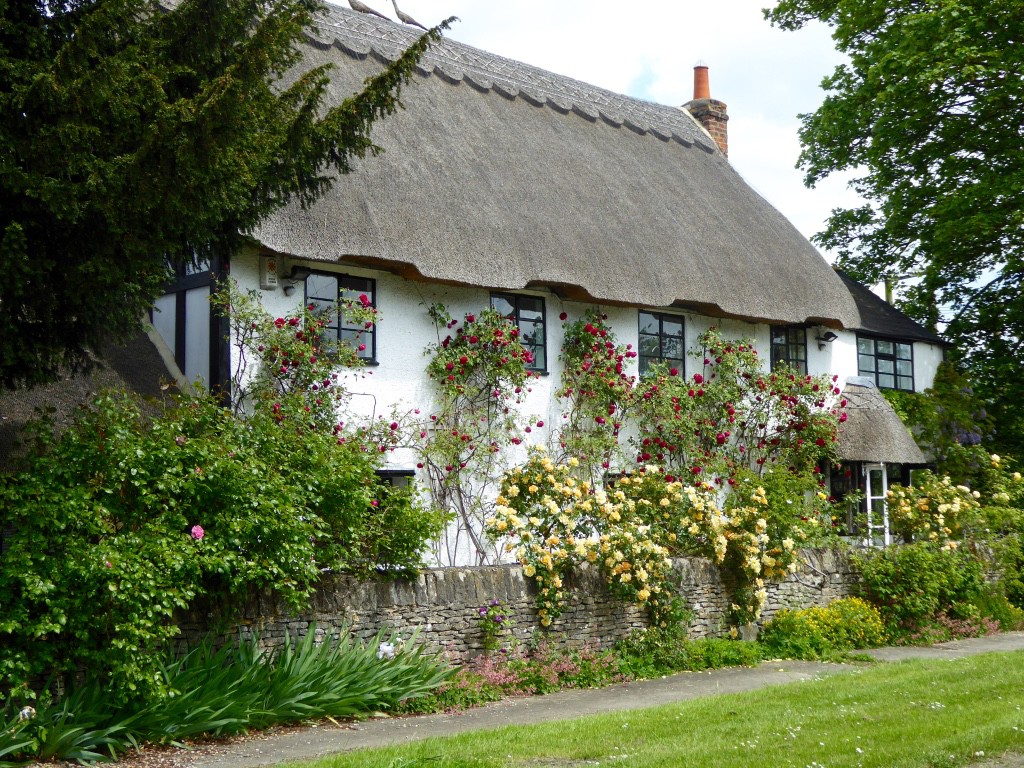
[613,625,763,679]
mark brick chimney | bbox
[683,64,729,157]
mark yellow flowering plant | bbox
[488,450,684,626]
[887,471,982,545]
[488,448,596,626]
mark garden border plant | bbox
[0,283,446,707]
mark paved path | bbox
[185,632,1024,768]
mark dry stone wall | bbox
[180,549,855,657]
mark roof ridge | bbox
[312,4,714,151]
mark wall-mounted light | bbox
[816,330,839,350]
[282,265,312,297]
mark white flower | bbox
[377,642,396,660]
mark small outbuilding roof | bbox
[254,5,862,329]
[837,378,927,465]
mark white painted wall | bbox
[229,251,944,563]
[233,250,945,451]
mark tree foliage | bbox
[765,0,1024,454]
[0,0,449,388]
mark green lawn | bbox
[290,652,1024,768]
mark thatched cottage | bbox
[6,4,947,552]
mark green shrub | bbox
[614,626,762,678]
[0,390,445,705]
[853,542,985,635]
[971,585,1024,632]
[987,527,1024,610]
[760,598,886,660]
[613,624,692,679]
[683,638,764,670]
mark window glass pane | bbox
[879,373,895,388]
[638,312,658,335]
[521,321,544,347]
[663,319,683,338]
[858,354,875,372]
[306,273,337,300]
[896,343,912,359]
[772,328,787,346]
[877,358,894,374]
[341,275,373,294]
[340,328,362,347]
[661,336,682,361]
[184,259,211,276]
[857,337,874,354]
[531,346,546,370]
[517,295,543,313]
[518,305,543,322]
[877,340,894,355]
[868,468,885,497]
[896,359,913,377]
[898,376,914,391]
[639,336,660,357]
[792,328,807,344]
[491,295,514,318]
[308,296,334,314]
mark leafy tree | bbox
[0,0,449,389]
[765,0,1024,455]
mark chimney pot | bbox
[693,64,710,100]
[682,64,729,157]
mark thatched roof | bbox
[254,5,862,328]
[838,378,927,465]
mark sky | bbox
[347,0,864,262]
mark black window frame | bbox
[151,256,231,400]
[770,325,808,375]
[857,335,914,391]
[638,310,686,377]
[376,469,415,489]
[305,272,378,363]
[490,292,547,372]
